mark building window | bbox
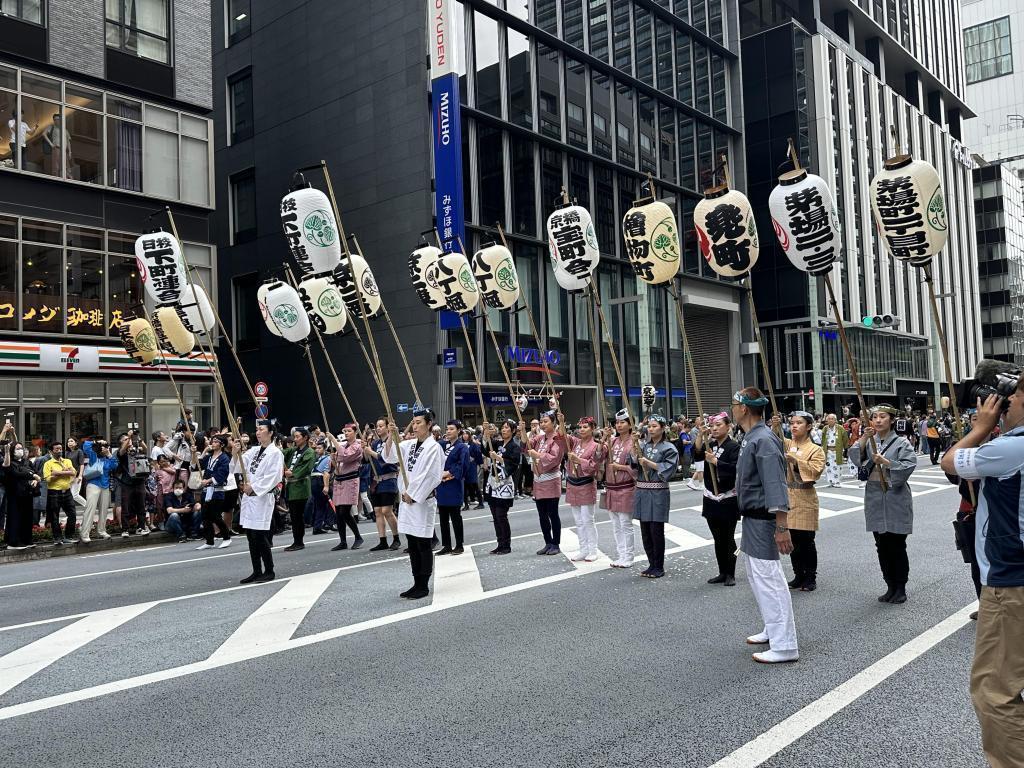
[1,0,43,25]
[227,0,250,44]
[228,70,253,143]
[965,16,1013,84]
[233,272,260,350]
[106,0,171,65]
[230,170,256,243]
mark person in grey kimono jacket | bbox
[629,415,679,579]
[848,403,917,604]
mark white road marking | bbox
[209,569,339,662]
[907,479,948,488]
[431,547,485,608]
[557,528,610,570]
[659,521,714,551]
[815,491,865,505]
[0,602,155,697]
[708,602,978,768]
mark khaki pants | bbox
[972,585,1024,768]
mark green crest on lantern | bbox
[317,289,344,317]
[459,265,477,292]
[303,209,337,247]
[585,223,599,250]
[748,215,759,247]
[927,188,947,231]
[273,303,299,328]
[495,258,518,292]
[136,328,157,352]
[650,218,679,262]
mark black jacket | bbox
[693,437,741,519]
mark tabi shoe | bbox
[369,540,389,552]
[746,631,770,645]
[331,542,348,551]
[645,568,665,578]
[195,543,214,550]
[583,552,599,562]
[389,538,402,551]
[217,538,232,549]
[569,550,586,561]
[475,503,485,509]
[283,543,304,552]
[752,649,799,664]
[351,538,364,550]
[788,574,804,589]
[545,545,561,555]
[436,546,453,556]
[639,567,653,577]
[724,575,736,586]
[707,574,727,584]
[402,547,410,554]
[451,545,464,555]
[878,583,897,603]
[489,547,511,555]
[312,528,325,535]
[800,579,817,592]
[536,545,551,555]
[255,572,275,583]
[239,573,260,584]
[405,586,430,599]
[889,584,907,604]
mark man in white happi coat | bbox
[236,420,284,584]
[382,407,445,600]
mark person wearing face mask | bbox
[43,441,78,545]
[2,441,41,549]
[693,412,741,586]
[778,411,826,592]
[163,479,199,543]
[80,438,119,541]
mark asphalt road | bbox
[0,457,986,768]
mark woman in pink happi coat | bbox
[566,416,605,561]
[528,409,567,556]
[326,424,364,551]
[603,408,637,568]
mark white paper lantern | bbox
[298,272,348,335]
[622,200,681,285]
[472,244,520,309]
[120,317,159,366]
[263,281,311,343]
[515,394,528,411]
[174,284,216,337]
[641,385,657,411]
[280,183,343,275]
[693,187,760,278]
[335,254,383,319]
[257,282,283,338]
[135,230,188,306]
[435,251,480,313]
[869,155,947,267]
[409,245,447,310]
[151,305,195,357]
[768,169,841,276]
[546,205,600,291]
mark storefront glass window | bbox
[108,255,142,336]
[474,11,501,117]
[477,125,505,227]
[511,136,536,236]
[0,240,17,331]
[507,27,532,128]
[537,44,561,140]
[67,250,104,335]
[23,242,61,333]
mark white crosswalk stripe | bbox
[431,548,485,607]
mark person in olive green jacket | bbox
[283,426,316,551]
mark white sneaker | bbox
[99,531,111,539]
[569,550,586,561]
[195,543,214,550]
[121,531,130,538]
[752,649,799,664]
[137,527,149,536]
[746,631,770,645]
[80,537,91,543]
[686,479,699,490]
[584,552,599,562]
[217,538,232,549]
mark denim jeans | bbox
[165,508,200,539]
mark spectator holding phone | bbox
[1,433,40,549]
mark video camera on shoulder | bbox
[957,359,1022,412]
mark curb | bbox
[1,531,177,565]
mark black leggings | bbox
[246,529,274,576]
[489,499,512,549]
[705,515,737,577]
[438,504,464,548]
[790,528,817,580]
[464,481,482,505]
[535,497,561,546]
[873,531,909,586]
[288,497,307,545]
[334,503,361,544]
[640,520,666,571]
[201,497,231,546]
[406,533,434,589]
[929,441,941,464]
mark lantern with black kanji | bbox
[641,385,657,412]
[258,281,283,338]
[768,169,841,276]
[693,186,760,278]
[298,272,348,335]
[280,177,343,276]
[472,244,520,310]
[151,305,195,357]
[409,245,447,310]
[622,201,681,285]
[135,229,187,306]
[262,280,311,343]
[546,205,600,291]
[334,254,382,319]
[869,155,947,267]
[174,285,216,337]
[120,316,160,366]
[435,251,480,313]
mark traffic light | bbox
[861,314,900,329]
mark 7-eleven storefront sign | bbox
[0,342,216,376]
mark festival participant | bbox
[732,387,798,664]
[309,438,333,536]
[462,429,484,510]
[195,434,232,550]
[436,420,468,555]
[485,419,520,554]
[326,425,364,551]
[363,418,402,552]
[849,404,918,604]
[566,416,603,562]
[821,413,849,487]
[237,419,284,583]
[282,426,315,552]
[603,409,637,569]
[528,409,567,556]
[381,408,445,599]
[780,411,826,591]
[629,415,678,578]
[693,412,740,585]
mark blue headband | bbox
[733,391,769,407]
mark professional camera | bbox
[957,359,1022,411]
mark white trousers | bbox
[80,484,110,540]
[607,510,635,565]
[571,504,599,556]
[745,554,798,652]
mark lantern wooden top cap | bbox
[883,154,913,170]
[778,168,808,185]
[701,183,730,198]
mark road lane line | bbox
[707,602,978,768]
[815,491,865,505]
[0,602,155,697]
[430,547,485,608]
[659,521,714,551]
[209,569,340,662]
